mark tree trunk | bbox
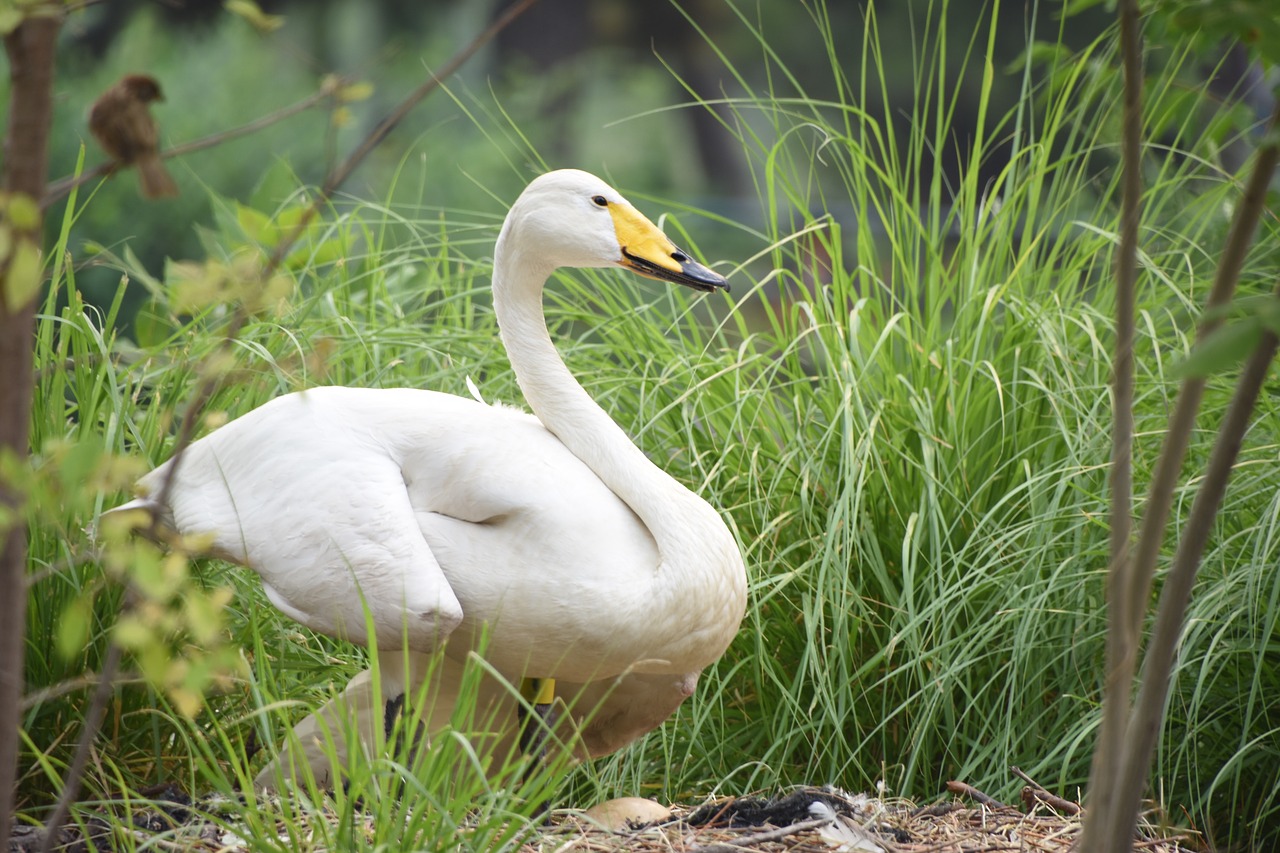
[1,12,62,845]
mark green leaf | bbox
[55,593,95,662]
[1005,41,1074,75]
[1251,299,1280,337]
[133,298,173,348]
[184,587,232,644]
[56,438,102,495]
[236,203,278,247]
[5,192,39,230]
[0,5,21,36]
[1061,0,1109,17]
[3,238,42,312]
[1172,319,1264,379]
[113,615,153,651]
[132,552,189,601]
[338,81,374,103]
[224,0,284,33]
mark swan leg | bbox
[517,678,558,762]
[382,692,405,744]
[516,677,558,818]
[252,669,383,792]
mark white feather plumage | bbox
[112,170,748,787]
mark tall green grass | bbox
[18,1,1280,849]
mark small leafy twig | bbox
[39,0,542,847]
[150,0,542,515]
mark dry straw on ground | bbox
[6,783,1201,853]
[531,787,1199,853]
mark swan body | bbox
[113,169,747,786]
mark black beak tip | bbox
[676,256,729,294]
[622,247,729,294]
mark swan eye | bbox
[591,195,608,207]
[672,251,689,263]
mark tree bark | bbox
[1,11,62,846]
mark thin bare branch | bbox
[37,643,122,853]
[1106,297,1280,848]
[21,671,145,711]
[1082,0,1142,846]
[42,83,339,207]
[1123,103,1280,639]
[1097,101,1279,853]
[150,0,542,517]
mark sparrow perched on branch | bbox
[89,74,179,199]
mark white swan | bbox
[112,169,748,788]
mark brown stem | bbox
[1105,303,1280,848]
[1122,102,1280,644]
[37,643,123,853]
[1082,0,1141,845]
[1100,105,1278,853]
[0,11,62,847]
[1085,4,1280,848]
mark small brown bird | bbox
[89,74,179,199]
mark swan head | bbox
[499,169,728,293]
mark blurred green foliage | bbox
[14,1,1280,849]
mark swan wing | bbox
[136,390,464,652]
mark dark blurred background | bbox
[14,0,1224,322]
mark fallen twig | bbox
[912,801,960,818]
[689,816,833,852]
[1007,766,1082,817]
[1008,766,1042,790]
[1020,786,1082,817]
[945,781,1008,810]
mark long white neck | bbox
[491,235,699,546]
[486,191,747,671]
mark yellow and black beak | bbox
[609,202,729,294]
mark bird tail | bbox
[136,155,178,199]
[105,496,158,516]
[95,496,168,544]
